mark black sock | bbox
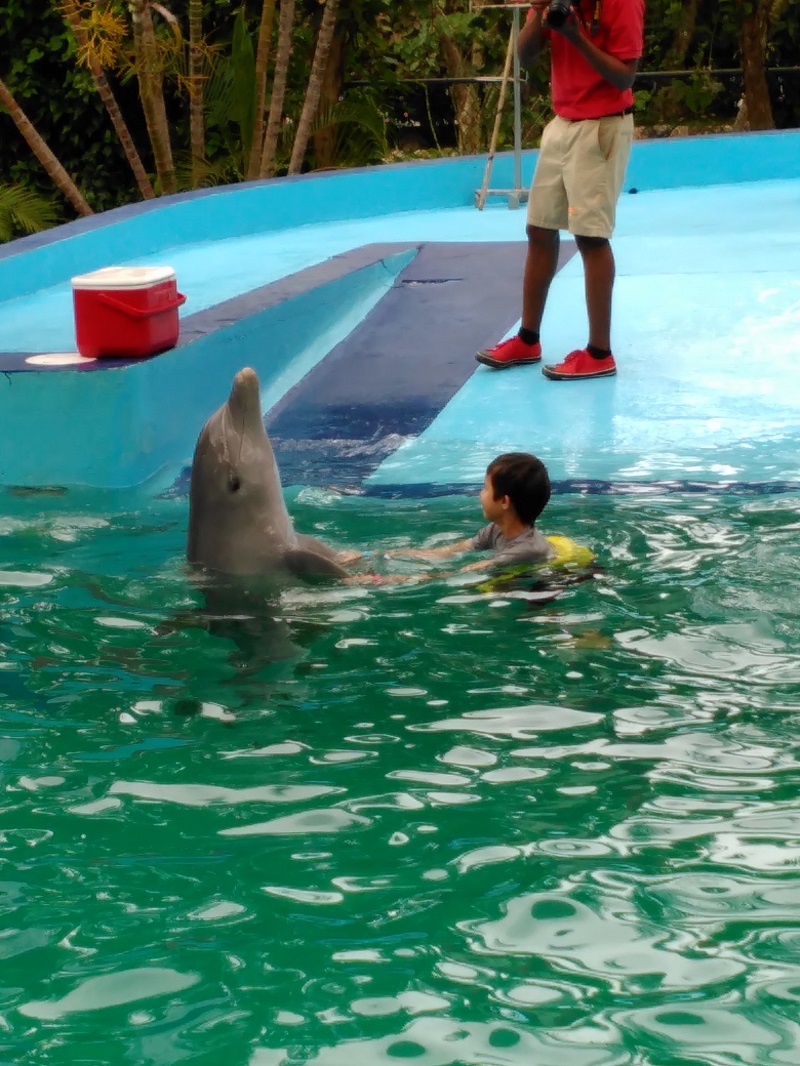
[518,328,540,346]
[587,344,612,360]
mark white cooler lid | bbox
[71,265,176,290]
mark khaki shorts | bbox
[527,113,634,238]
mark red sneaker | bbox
[542,348,617,380]
[476,335,542,369]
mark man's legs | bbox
[522,224,560,335]
[475,224,560,369]
[541,230,617,379]
[476,116,568,370]
[542,114,631,380]
[575,233,614,352]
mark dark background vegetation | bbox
[0,0,797,229]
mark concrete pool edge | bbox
[0,247,416,490]
[1,129,798,303]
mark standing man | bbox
[477,0,645,380]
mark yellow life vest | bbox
[544,534,595,569]
[474,535,595,593]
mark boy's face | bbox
[480,473,507,522]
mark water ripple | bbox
[3,492,800,1063]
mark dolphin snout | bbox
[235,367,259,387]
[228,367,262,424]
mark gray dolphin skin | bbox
[187,367,348,580]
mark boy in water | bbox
[387,452,555,573]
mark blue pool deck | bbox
[0,130,798,496]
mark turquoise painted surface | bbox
[1,130,798,303]
[367,179,800,489]
[0,255,408,489]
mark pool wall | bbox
[1,130,798,303]
[0,248,413,490]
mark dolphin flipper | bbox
[284,549,349,579]
[294,533,342,564]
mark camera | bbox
[546,0,572,29]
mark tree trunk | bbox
[664,0,698,68]
[0,76,93,217]
[61,0,155,200]
[653,0,697,122]
[440,33,481,155]
[287,0,341,175]
[738,0,791,131]
[128,0,177,194]
[310,31,343,170]
[259,0,296,178]
[739,8,774,129]
[188,0,206,184]
[247,0,277,180]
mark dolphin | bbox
[187,366,349,581]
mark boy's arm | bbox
[458,558,498,573]
[385,537,474,560]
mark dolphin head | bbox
[187,367,296,575]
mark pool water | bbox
[2,488,800,1065]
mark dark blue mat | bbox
[168,240,575,495]
[266,241,573,487]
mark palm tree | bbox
[247,0,277,180]
[127,0,177,194]
[0,75,93,216]
[259,0,296,178]
[187,0,206,183]
[287,0,341,175]
[738,0,791,129]
[440,30,481,155]
[60,0,155,199]
[0,183,61,242]
[650,0,698,123]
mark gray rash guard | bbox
[471,524,555,566]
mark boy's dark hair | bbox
[486,452,551,525]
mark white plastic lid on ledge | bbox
[71,265,176,290]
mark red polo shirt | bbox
[532,0,645,120]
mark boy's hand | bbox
[335,549,363,566]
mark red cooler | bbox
[71,265,186,359]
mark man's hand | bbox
[552,7,640,91]
[550,6,582,41]
[518,2,547,65]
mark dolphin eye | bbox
[228,473,242,493]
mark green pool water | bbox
[2,488,800,1065]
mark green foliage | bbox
[0,182,60,242]
[309,90,389,169]
[230,6,256,167]
[0,0,799,218]
[669,68,725,117]
[194,6,257,183]
[0,2,142,210]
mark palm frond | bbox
[0,184,61,243]
[310,92,389,168]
